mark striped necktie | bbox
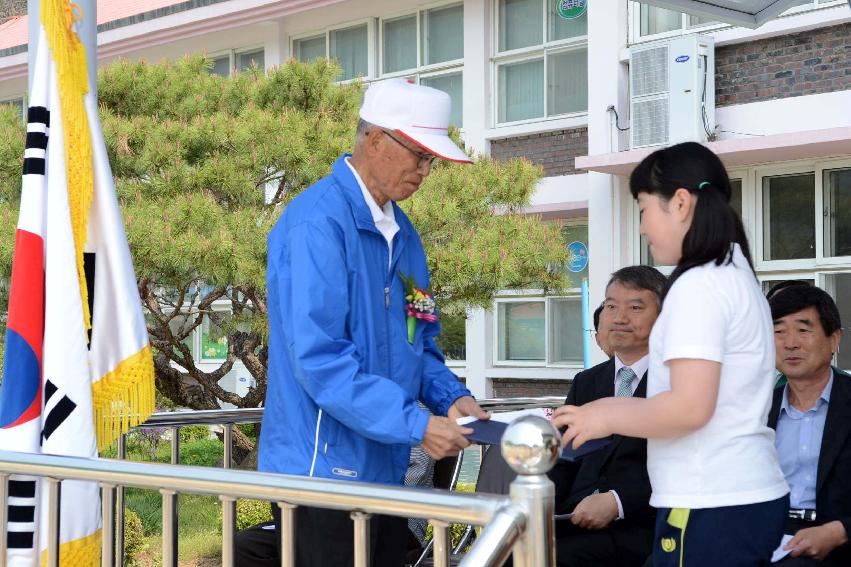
[616,367,636,397]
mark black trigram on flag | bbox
[22,106,49,177]
[41,379,77,444]
[6,479,36,549]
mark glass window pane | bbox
[824,168,851,257]
[435,313,466,360]
[201,314,228,361]
[640,5,682,36]
[761,278,815,296]
[825,274,851,370]
[237,49,264,73]
[383,15,417,73]
[422,4,463,65]
[763,173,815,261]
[209,55,231,77]
[498,58,544,123]
[687,14,717,27]
[730,178,743,219]
[550,298,583,364]
[499,0,543,52]
[547,49,588,116]
[330,24,369,81]
[421,72,463,127]
[497,301,545,361]
[549,2,587,41]
[168,313,195,356]
[295,35,326,62]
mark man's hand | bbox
[786,521,849,560]
[421,416,472,460]
[447,396,489,422]
[570,492,619,530]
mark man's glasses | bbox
[381,130,437,167]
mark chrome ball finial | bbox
[500,415,561,475]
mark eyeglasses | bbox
[381,130,437,167]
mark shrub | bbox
[216,498,274,531]
[124,508,146,565]
[180,439,223,467]
[180,425,211,443]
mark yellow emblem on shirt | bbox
[661,537,677,553]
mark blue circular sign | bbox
[567,241,589,273]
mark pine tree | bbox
[0,56,568,420]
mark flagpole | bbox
[77,0,98,98]
[26,0,39,92]
[28,0,98,97]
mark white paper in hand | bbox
[771,534,794,563]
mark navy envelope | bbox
[463,419,611,461]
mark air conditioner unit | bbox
[629,34,715,149]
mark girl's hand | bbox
[552,400,613,449]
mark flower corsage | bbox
[399,272,437,344]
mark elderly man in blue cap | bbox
[258,79,487,567]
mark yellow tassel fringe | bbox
[41,0,94,331]
[92,346,156,452]
[41,528,101,566]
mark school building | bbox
[1,0,849,401]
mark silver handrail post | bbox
[223,423,233,469]
[115,433,126,567]
[431,519,450,567]
[351,511,371,567]
[0,473,8,561]
[101,482,116,567]
[501,416,560,567]
[46,477,61,567]
[161,488,178,567]
[278,502,296,567]
[220,495,236,567]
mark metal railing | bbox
[0,397,564,567]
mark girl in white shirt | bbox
[555,142,789,567]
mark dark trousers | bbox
[555,520,653,567]
[653,495,788,567]
[239,504,406,567]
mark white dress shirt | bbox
[608,353,649,520]
[345,158,399,269]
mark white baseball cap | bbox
[359,79,472,164]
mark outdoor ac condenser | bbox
[629,34,715,149]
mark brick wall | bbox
[715,23,850,107]
[491,378,572,399]
[489,127,588,177]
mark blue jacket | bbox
[259,155,471,484]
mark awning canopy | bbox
[638,0,813,28]
[575,127,851,177]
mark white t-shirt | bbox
[646,244,789,509]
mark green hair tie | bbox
[698,181,711,190]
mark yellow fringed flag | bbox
[0,0,154,565]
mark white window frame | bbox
[755,157,851,272]
[290,18,377,83]
[491,0,589,128]
[207,46,267,77]
[492,292,584,368]
[378,2,464,79]
[377,3,465,126]
[628,0,848,44]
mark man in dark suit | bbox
[549,266,665,567]
[768,284,851,566]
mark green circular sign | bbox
[556,0,587,20]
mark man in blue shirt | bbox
[769,284,851,566]
[259,79,487,567]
